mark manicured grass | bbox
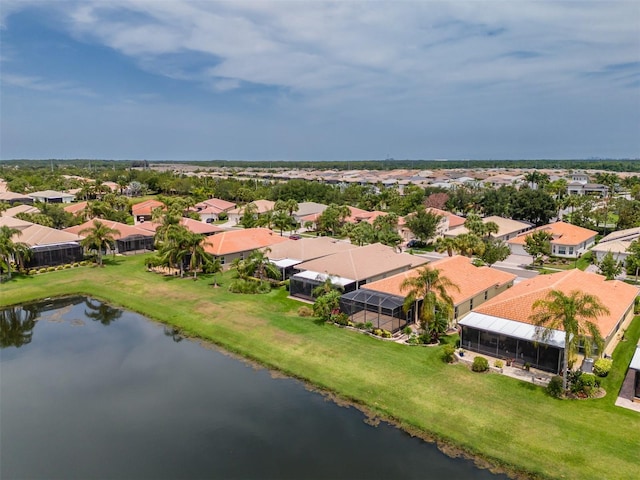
[2,256,639,480]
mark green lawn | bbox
[2,256,639,480]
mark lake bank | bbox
[2,255,639,480]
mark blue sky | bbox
[1,1,639,161]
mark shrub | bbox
[547,376,564,398]
[380,329,392,338]
[442,344,456,363]
[333,313,349,326]
[64,264,72,269]
[593,358,612,377]
[364,322,373,331]
[403,326,412,336]
[494,360,504,369]
[228,279,271,294]
[73,263,80,267]
[297,306,313,317]
[472,356,489,372]
[47,267,56,272]
[355,322,365,330]
[372,328,383,337]
[407,334,419,345]
[419,333,432,344]
[39,268,47,274]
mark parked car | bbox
[407,239,427,248]
[289,234,301,240]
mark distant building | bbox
[28,190,75,204]
[508,221,597,258]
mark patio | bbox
[455,349,555,386]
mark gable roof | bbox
[362,255,516,305]
[473,269,639,338]
[599,227,640,244]
[265,236,358,263]
[508,221,597,247]
[293,202,328,218]
[0,191,32,202]
[0,216,34,230]
[203,228,289,256]
[425,208,466,228]
[195,198,237,213]
[294,243,427,281]
[64,220,153,240]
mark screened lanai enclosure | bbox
[459,313,564,373]
[340,289,413,333]
[116,235,154,254]
[26,243,84,268]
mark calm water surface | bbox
[1,297,509,480]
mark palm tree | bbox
[401,266,459,342]
[530,290,609,391]
[79,220,120,266]
[312,275,344,298]
[185,232,213,280]
[155,225,192,277]
[454,233,485,257]
[626,239,640,284]
[435,237,457,257]
[84,298,123,326]
[245,248,280,281]
[0,225,31,279]
[272,210,291,236]
[0,305,38,348]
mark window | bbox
[454,307,458,319]
[220,256,225,265]
[484,291,488,300]
[469,299,474,309]
[558,246,566,255]
[569,247,574,255]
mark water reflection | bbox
[0,305,38,348]
[1,298,510,480]
[84,298,123,326]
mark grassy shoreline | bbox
[2,254,639,480]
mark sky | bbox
[1,1,639,161]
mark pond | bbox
[1,297,510,479]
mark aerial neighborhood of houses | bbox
[1,164,640,407]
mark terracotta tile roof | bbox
[295,243,427,281]
[195,198,236,213]
[508,221,597,247]
[265,237,358,262]
[203,228,290,256]
[64,201,89,215]
[132,200,166,216]
[363,255,516,305]
[64,220,153,240]
[473,269,639,338]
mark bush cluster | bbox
[228,279,271,294]
[494,360,504,369]
[546,376,564,398]
[441,344,455,363]
[472,356,489,372]
[371,328,392,338]
[593,358,612,377]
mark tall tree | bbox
[511,188,557,226]
[453,233,485,257]
[479,239,511,267]
[401,266,459,342]
[79,220,120,267]
[435,237,457,257]
[524,230,553,265]
[240,202,259,228]
[405,208,441,242]
[531,290,609,391]
[625,240,640,284]
[597,251,623,280]
[0,226,31,279]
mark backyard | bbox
[1,254,639,480]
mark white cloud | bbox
[1,73,96,97]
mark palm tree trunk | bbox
[562,333,570,391]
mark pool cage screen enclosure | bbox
[26,243,84,268]
[340,289,413,333]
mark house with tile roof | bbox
[136,217,224,237]
[1,218,84,268]
[202,228,289,267]
[292,202,328,224]
[193,198,237,223]
[0,191,34,205]
[63,201,89,217]
[265,237,358,279]
[398,208,465,243]
[65,220,155,253]
[227,200,275,225]
[289,243,427,302]
[2,204,40,218]
[339,256,516,333]
[459,269,639,373]
[132,200,166,225]
[445,216,533,242]
[591,227,640,262]
[507,221,597,258]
